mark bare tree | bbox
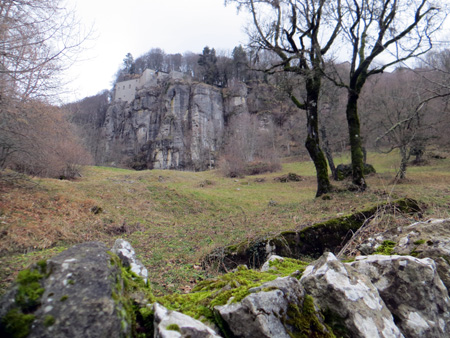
[361,70,431,180]
[0,0,87,100]
[226,0,342,196]
[0,0,89,178]
[329,0,447,190]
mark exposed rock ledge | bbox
[1,218,450,338]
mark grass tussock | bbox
[0,151,449,295]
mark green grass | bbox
[0,151,449,295]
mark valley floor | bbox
[1,151,449,295]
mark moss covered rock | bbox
[204,198,422,271]
[216,276,334,338]
[0,242,139,338]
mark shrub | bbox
[4,101,93,179]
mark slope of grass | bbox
[0,152,449,295]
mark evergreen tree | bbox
[198,47,219,85]
[123,53,135,74]
[232,45,248,81]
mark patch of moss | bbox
[43,315,55,327]
[0,308,35,338]
[108,251,156,337]
[60,295,68,302]
[323,308,350,338]
[157,266,276,325]
[166,323,181,332]
[268,258,309,277]
[374,240,396,255]
[15,268,45,311]
[36,260,47,273]
[283,295,335,338]
[410,250,419,257]
[413,239,426,245]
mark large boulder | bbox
[300,253,403,338]
[357,218,450,290]
[0,242,131,338]
[216,276,333,338]
[153,303,221,338]
[350,255,450,337]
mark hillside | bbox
[0,152,449,295]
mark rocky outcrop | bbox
[112,239,148,284]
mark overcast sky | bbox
[62,0,250,102]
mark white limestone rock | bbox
[153,303,221,338]
[357,218,450,290]
[111,239,148,283]
[300,253,403,338]
[350,254,450,337]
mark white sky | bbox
[62,0,250,102]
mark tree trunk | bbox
[346,91,366,190]
[397,146,409,180]
[305,78,332,197]
[320,125,337,180]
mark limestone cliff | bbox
[98,78,248,171]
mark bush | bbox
[245,160,281,175]
[220,157,281,178]
[4,101,93,179]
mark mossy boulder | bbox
[203,198,422,271]
[216,276,333,338]
[0,242,146,338]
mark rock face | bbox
[350,255,450,337]
[0,242,130,338]
[300,253,403,338]
[153,303,221,338]
[216,276,332,338]
[99,78,235,171]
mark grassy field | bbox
[0,151,449,295]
